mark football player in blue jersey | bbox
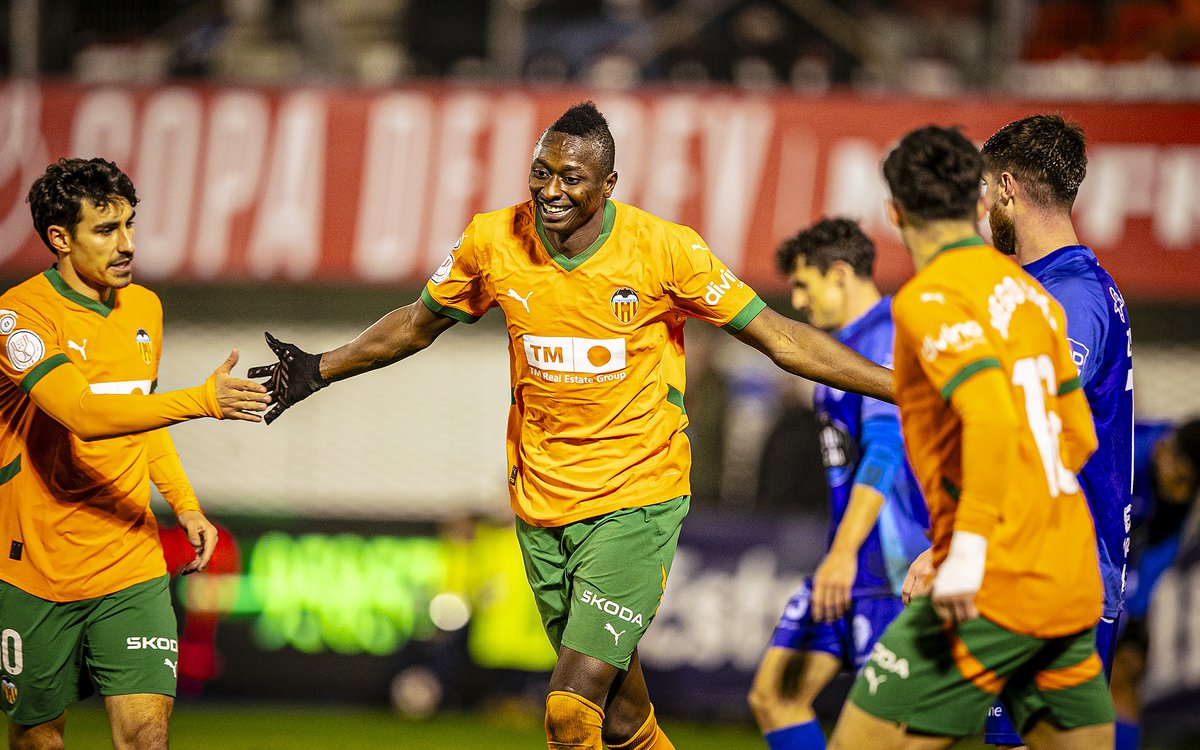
[1110,418,1200,750]
[748,218,929,750]
[977,114,1136,749]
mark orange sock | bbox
[607,704,675,750]
[545,690,605,749]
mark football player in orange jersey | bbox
[0,158,269,750]
[250,102,894,750]
[827,126,1113,750]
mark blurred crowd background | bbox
[3,1,1200,747]
[7,0,1200,98]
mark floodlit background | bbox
[2,1,1200,747]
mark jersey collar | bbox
[1021,244,1094,277]
[535,201,616,272]
[929,234,986,263]
[44,265,116,317]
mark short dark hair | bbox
[775,217,876,278]
[883,126,982,225]
[981,114,1086,211]
[27,158,138,253]
[545,101,615,174]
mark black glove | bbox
[247,332,327,424]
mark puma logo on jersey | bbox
[164,658,177,678]
[604,623,626,646]
[863,665,887,695]
[68,339,87,360]
[507,289,533,313]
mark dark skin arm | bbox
[735,306,895,403]
[317,300,458,382]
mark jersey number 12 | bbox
[1012,354,1079,498]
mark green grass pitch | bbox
[61,702,1009,749]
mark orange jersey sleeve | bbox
[421,217,498,323]
[662,228,766,331]
[147,428,201,515]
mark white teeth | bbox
[543,205,567,215]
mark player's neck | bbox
[844,280,882,324]
[56,260,113,303]
[906,221,981,271]
[1014,212,1080,266]
[544,203,606,259]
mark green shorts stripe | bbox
[516,496,689,670]
[848,597,1113,737]
[0,575,178,725]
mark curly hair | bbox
[775,217,876,278]
[544,101,616,174]
[883,126,982,225]
[27,158,138,253]
[981,114,1086,211]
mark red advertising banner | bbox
[2,81,1199,299]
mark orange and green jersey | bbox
[0,268,198,601]
[422,200,765,527]
[892,239,1101,637]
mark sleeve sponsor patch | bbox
[920,320,985,362]
[6,329,45,372]
[0,310,16,335]
[430,253,454,284]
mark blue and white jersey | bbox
[1024,245,1135,619]
[813,297,929,598]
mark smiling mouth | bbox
[540,203,571,219]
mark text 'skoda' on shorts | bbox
[0,575,178,726]
[848,597,1114,738]
[516,496,689,670]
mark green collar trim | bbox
[930,235,986,263]
[536,201,616,272]
[43,267,115,317]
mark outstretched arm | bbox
[734,306,895,403]
[251,300,458,423]
[29,350,269,440]
[320,300,458,382]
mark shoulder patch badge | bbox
[431,253,454,285]
[0,310,16,335]
[6,330,44,372]
[610,288,639,323]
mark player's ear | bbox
[603,171,617,197]
[46,225,71,255]
[830,260,851,287]
[886,200,903,229]
[1000,172,1017,203]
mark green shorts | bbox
[0,575,178,725]
[515,496,689,670]
[848,597,1114,737]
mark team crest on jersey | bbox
[0,310,16,335]
[1,676,16,704]
[136,328,153,365]
[610,288,639,323]
[5,330,44,372]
